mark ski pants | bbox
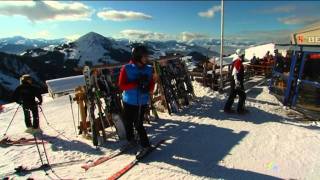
[123,102,150,148]
[22,105,39,129]
[224,86,246,112]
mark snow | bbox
[43,45,56,52]
[15,40,26,45]
[45,75,85,96]
[1,81,320,179]
[72,32,112,66]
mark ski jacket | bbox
[118,61,155,106]
[13,82,42,107]
[231,58,245,88]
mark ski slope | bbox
[0,82,320,179]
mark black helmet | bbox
[132,45,149,62]
[20,74,32,84]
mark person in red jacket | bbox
[118,45,155,157]
[224,49,248,114]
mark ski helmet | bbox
[132,45,149,62]
[236,49,244,56]
[20,74,32,84]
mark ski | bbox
[83,66,99,146]
[14,164,50,175]
[0,137,48,146]
[107,139,166,180]
[81,143,134,171]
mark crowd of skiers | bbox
[250,49,292,73]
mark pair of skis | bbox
[81,139,166,180]
[107,139,166,180]
[81,142,134,171]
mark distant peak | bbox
[82,32,105,38]
[75,32,111,44]
[9,36,26,40]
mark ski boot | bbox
[224,109,236,114]
[238,109,250,115]
[136,146,151,160]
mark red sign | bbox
[309,53,320,60]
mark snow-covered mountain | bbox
[22,32,133,66]
[0,36,67,55]
[0,52,42,102]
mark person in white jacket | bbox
[224,49,248,114]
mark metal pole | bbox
[219,0,224,93]
[69,95,78,137]
[3,105,20,137]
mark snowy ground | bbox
[1,81,320,180]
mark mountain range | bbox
[0,36,67,55]
[0,32,256,103]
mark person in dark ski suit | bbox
[273,49,284,73]
[118,45,155,155]
[224,49,248,114]
[13,74,42,131]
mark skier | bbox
[13,74,43,133]
[118,45,155,157]
[224,49,248,114]
[273,49,284,73]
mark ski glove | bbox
[136,74,150,93]
[235,80,241,89]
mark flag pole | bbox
[219,0,224,93]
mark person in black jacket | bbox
[13,74,42,131]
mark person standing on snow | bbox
[224,49,248,114]
[13,74,43,133]
[118,45,155,157]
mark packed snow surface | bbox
[0,81,319,179]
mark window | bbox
[302,53,320,82]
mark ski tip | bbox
[81,165,89,171]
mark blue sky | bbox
[0,1,319,42]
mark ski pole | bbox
[77,101,80,130]
[3,105,20,137]
[69,95,78,137]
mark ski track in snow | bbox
[0,82,320,180]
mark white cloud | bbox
[278,16,319,25]
[0,1,35,7]
[120,30,210,42]
[120,29,169,40]
[97,10,152,21]
[181,32,209,41]
[0,1,93,22]
[198,5,221,18]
